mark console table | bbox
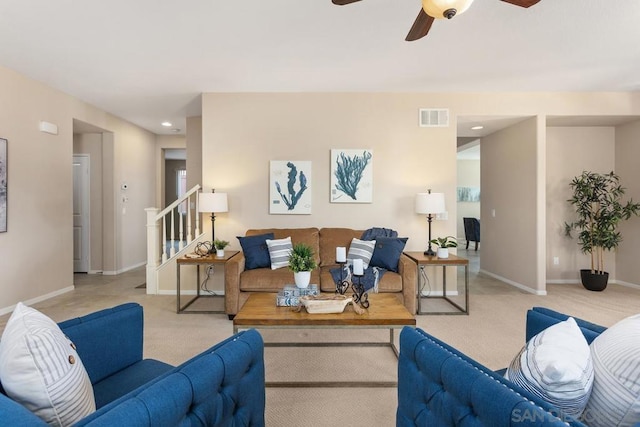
[404,252,469,315]
[176,251,238,314]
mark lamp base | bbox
[424,249,436,256]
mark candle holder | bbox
[335,261,350,295]
[351,274,369,309]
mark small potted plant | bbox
[288,243,318,288]
[429,236,458,259]
[564,171,640,291]
[213,239,230,257]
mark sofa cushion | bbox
[0,303,96,425]
[92,359,173,409]
[505,317,593,418]
[583,313,640,427]
[240,267,321,292]
[266,236,293,270]
[347,238,376,269]
[319,266,403,293]
[237,233,274,270]
[247,228,320,266]
[318,228,362,266]
[370,237,408,273]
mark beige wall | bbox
[545,127,616,283]
[481,117,542,293]
[456,159,481,239]
[201,93,459,253]
[201,92,640,293]
[615,120,640,285]
[0,65,157,313]
[186,116,203,192]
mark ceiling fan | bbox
[332,0,542,41]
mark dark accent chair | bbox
[463,217,480,250]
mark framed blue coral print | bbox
[330,149,373,203]
[269,160,312,214]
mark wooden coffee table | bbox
[233,292,416,387]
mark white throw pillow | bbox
[347,238,376,269]
[505,317,593,418]
[266,236,293,270]
[0,302,96,426]
[583,313,640,427]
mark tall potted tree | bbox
[564,171,640,291]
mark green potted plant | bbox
[288,243,318,288]
[213,238,230,257]
[430,236,458,259]
[564,171,640,291]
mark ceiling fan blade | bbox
[332,0,362,5]
[500,0,542,7]
[405,9,435,41]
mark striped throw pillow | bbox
[347,238,376,269]
[266,236,293,270]
[505,317,593,418]
[0,302,96,425]
[582,313,640,427]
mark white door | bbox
[73,155,90,273]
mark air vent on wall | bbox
[419,109,449,127]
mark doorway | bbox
[73,155,90,272]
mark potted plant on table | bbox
[213,239,230,257]
[288,243,318,289]
[564,171,640,291]
[430,236,458,259]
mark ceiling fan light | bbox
[422,0,474,19]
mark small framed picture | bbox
[269,160,312,214]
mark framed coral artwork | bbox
[269,160,312,214]
[330,149,373,203]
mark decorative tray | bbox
[299,295,352,314]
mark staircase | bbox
[145,185,206,294]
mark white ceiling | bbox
[2,1,639,136]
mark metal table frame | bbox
[404,252,469,315]
[176,251,238,314]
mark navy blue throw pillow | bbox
[369,237,408,273]
[237,233,275,270]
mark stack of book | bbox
[276,285,320,306]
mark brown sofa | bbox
[224,227,417,317]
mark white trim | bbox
[480,269,547,295]
[0,286,74,316]
[88,270,103,275]
[157,290,225,296]
[102,260,146,276]
[613,280,640,290]
[419,290,459,297]
[546,279,580,285]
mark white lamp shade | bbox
[198,192,228,213]
[422,0,473,19]
[415,192,446,215]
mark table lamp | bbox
[415,190,445,256]
[198,189,228,253]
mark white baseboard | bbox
[480,269,547,295]
[419,290,459,297]
[0,286,75,316]
[157,290,225,296]
[613,280,640,290]
[546,279,580,285]
[102,261,146,276]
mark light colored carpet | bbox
[2,255,639,426]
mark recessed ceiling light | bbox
[471,125,484,130]
[161,121,172,127]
